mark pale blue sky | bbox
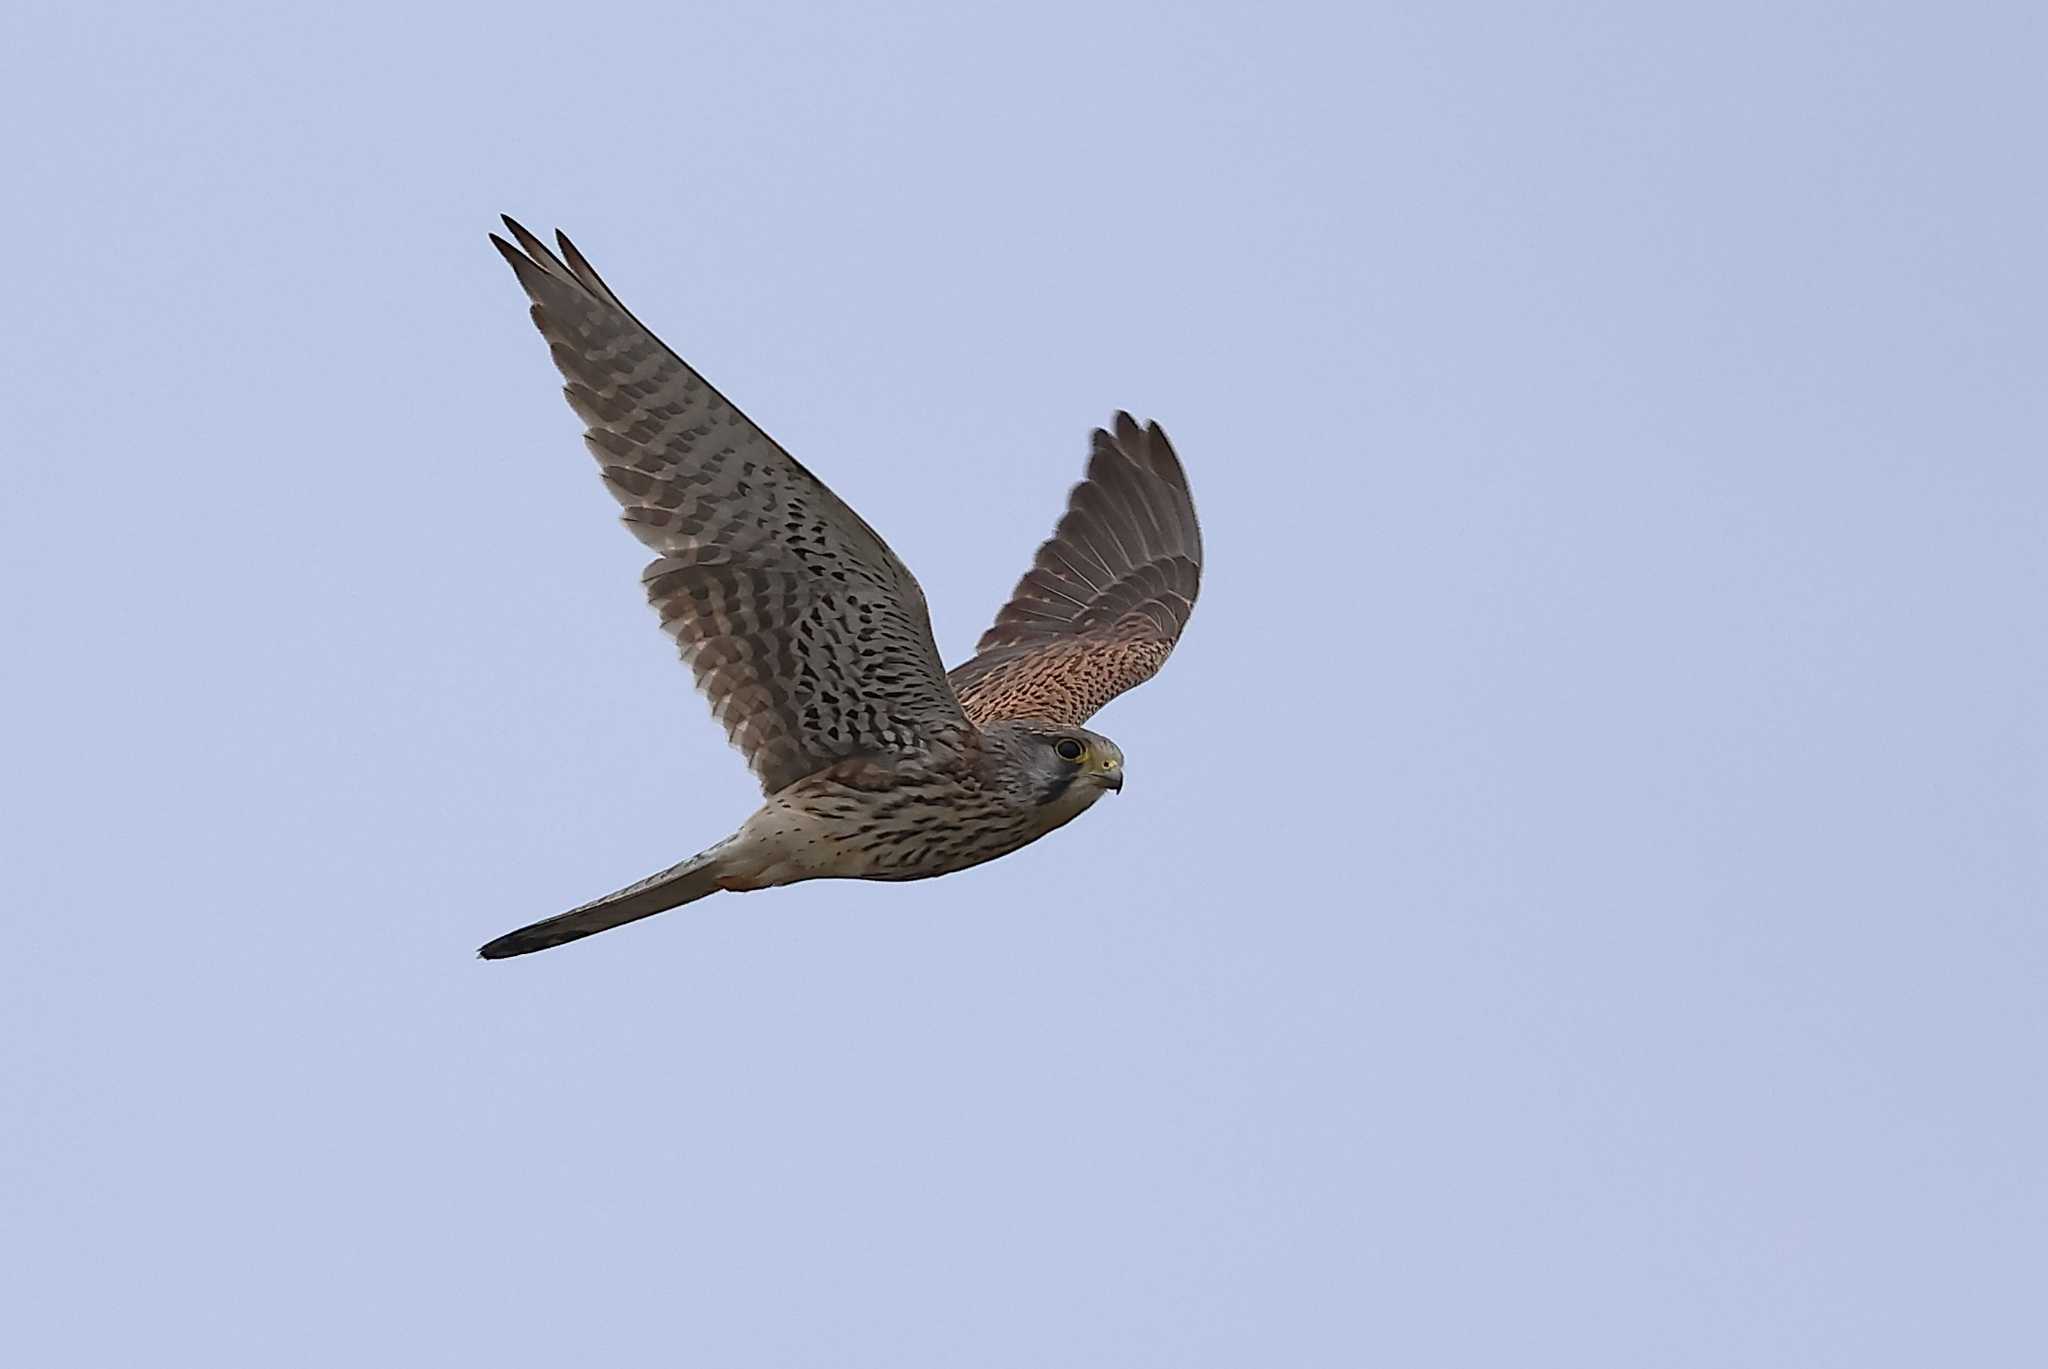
[5,2,2044,1364]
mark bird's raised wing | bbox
[493,218,967,795]
[948,414,1202,726]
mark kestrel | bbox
[479,218,1203,958]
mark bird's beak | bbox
[1100,766,1124,794]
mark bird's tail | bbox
[478,841,733,959]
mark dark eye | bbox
[1054,738,1086,762]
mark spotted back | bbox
[493,219,967,794]
[949,414,1202,726]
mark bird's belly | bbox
[730,785,1066,887]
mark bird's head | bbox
[985,720,1126,817]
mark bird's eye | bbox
[1054,738,1087,763]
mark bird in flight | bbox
[479,218,1203,958]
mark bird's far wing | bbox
[493,218,967,795]
[948,414,1202,726]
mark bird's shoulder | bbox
[787,725,985,794]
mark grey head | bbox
[979,719,1126,818]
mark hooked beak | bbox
[1100,765,1124,794]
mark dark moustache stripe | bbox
[1038,769,1078,807]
